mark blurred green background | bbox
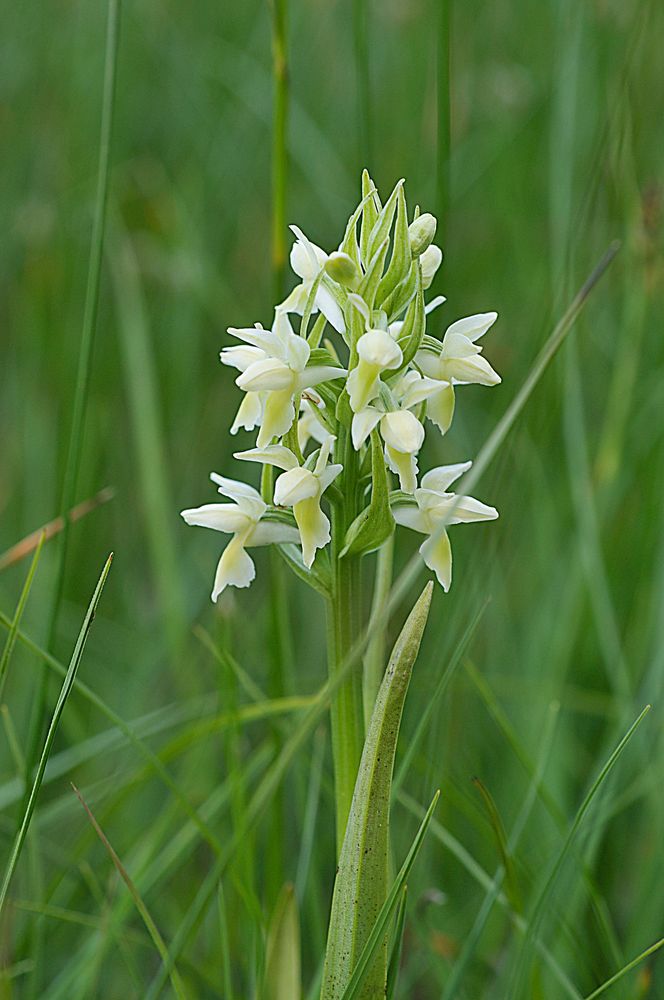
[1,0,663,996]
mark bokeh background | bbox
[1,1,663,996]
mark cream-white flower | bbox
[419,244,443,289]
[416,312,501,433]
[221,311,344,446]
[181,475,299,601]
[278,226,346,334]
[235,439,342,568]
[346,329,403,413]
[393,462,498,591]
[351,370,445,493]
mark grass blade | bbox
[584,937,664,999]
[263,883,301,1000]
[0,533,44,704]
[0,553,113,917]
[511,704,651,996]
[72,784,187,1000]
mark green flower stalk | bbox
[181,171,501,852]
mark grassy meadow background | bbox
[1,0,663,996]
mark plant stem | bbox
[271,0,288,301]
[326,424,365,854]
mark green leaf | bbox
[320,582,434,1000]
[339,790,440,1000]
[366,179,403,265]
[386,886,408,999]
[359,169,381,267]
[358,238,390,313]
[382,261,417,323]
[263,883,301,1000]
[307,347,346,370]
[394,267,425,371]
[377,184,410,304]
[341,432,395,558]
[277,543,332,599]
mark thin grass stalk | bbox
[353,0,371,171]
[269,0,291,902]
[23,0,120,791]
[271,0,289,301]
[436,0,451,236]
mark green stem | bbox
[437,0,451,238]
[326,423,365,854]
[271,0,288,301]
[362,536,394,729]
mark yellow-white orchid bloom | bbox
[180,475,299,601]
[235,439,342,568]
[392,462,498,591]
[346,328,403,413]
[416,312,501,434]
[351,371,446,493]
[278,226,346,334]
[221,311,345,446]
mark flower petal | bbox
[392,503,428,533]
[420,462,472,493]
[220,345,266,373]
[180,503,252,534]
[315,283,346,334]
[357,329,403,368]
[351,406,383,450]
[212,535,255,599]
[445,312,497,343]
[274,467,320,507]
[237,358,295,392]
[442,353,501,386]
[249,521,301,546]
[419,529,452,591]
[210,475,266,518]
[297,366,346,392]
[425,383,455,435]
[256,389,296,447]
[293,496,330,567]
[449,496,499,524]
[380,410,425,455]
[234,445,299,472]
[317,462,343,493]
[385,444,419,494]
[230,392,264,435]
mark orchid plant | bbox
[182,172,501,998]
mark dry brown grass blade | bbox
[0,487,115,572]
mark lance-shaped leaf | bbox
[320,581,434,1000]
[341,432,395,558]
[394,268,425,372]
[377,184,410,305]
[366,179,404,265]
[359,170,381,267]
[263,883,301,1000]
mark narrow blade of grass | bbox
[0,533,44,704]
[584,937,664,999]
[72,784,187,1000]
[339,790,440,1000]
[511,705,651,996]
[0,553,113,917]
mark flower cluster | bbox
[182,173,500,599]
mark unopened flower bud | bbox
[408,213,437,257]
[419,244,443,289]
[325,251,360,288]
